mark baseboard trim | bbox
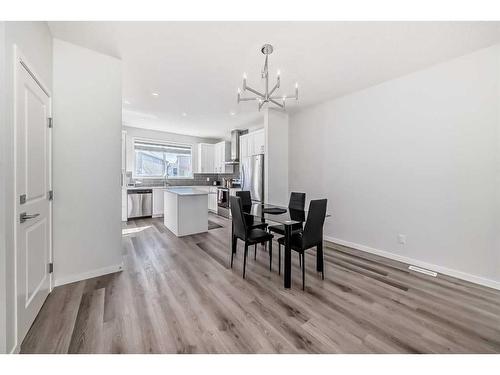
[324,236,500,291]
[54,263,124,287]
[9,342,20,354]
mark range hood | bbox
[225,129,242,165]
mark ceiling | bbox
[48,21,500,139]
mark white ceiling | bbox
[48,21,500,139]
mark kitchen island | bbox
[164,187,209,236]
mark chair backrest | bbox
[302,199,328,249]
[289,192,306,211]
[230,196,247,240]
[236,190,252,207]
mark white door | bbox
[15,53,52,344]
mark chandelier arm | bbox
[245,85,265,98]
[269,98,284,108]
[269,94,297,100]
[239,97,259,102]
[268,82,279,97]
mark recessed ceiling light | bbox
[230,111,236,116]
[181,112,187,117]
[151,92,159,97]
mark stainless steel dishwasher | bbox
[127,189,153,219]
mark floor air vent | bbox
[408,265,437,277]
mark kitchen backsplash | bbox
[131,172,240,187]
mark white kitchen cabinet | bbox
[214,141,233,174]
[197,143,215,173]
[152,188,165,217]
[121,189,128,221]
[214,143,221,173]
[239,129,265,161]
[208,186,218,212]
[253,129,265,155]
[121,131,128,221]
[240,134,249,160]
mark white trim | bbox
[54,263,124,287]
[324,236,500,291]
[9,342,20,354]
[132,136,194,180]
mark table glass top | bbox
[242,202,330,226]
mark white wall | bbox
[1,21,53,354]
[289,44,500,289]
[53,39,123,286]
[0,21,7,355]
[264,109,289,206]
[123,126,218,175]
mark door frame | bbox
[13,45,53,349]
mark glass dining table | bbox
[240,202,330,289]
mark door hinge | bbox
[47,117,53,128]
[20,194,26,205]
[48,263,54,274]
[48,190,53,201]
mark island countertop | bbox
[164,187,209,196]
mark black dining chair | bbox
[236,190,268,259]
[230,196,274,279]
[277,199,328,290]
[268,192,306,273]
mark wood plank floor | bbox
[21,214,500,353]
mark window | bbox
[134,139,193,178]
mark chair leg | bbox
[278,243,281,275]
[269,239,272,271]
[299,252,302,268]
[317,242,325,280]
[302,253,305,291]
[321,248,324,280]
[254,244,257,260]
[231,236,236,268]
[243,244,248,279]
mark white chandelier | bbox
[237,44,298,111]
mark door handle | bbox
[20,212,40,223]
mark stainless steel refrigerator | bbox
[240,154,264,202]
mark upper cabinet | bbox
[197,141,233,174]
[253,129,265,155]
[240,129,265,161]
[240,134,249,160]
[197,143,215,173]
[214,141,233,174]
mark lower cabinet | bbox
[121,188,128,221]
[152,188,164,217]
[208,186,218,212]
[151,186,218,218]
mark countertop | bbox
[126,185,163,190]
[127,185,217,190]
[163,187,209,196]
